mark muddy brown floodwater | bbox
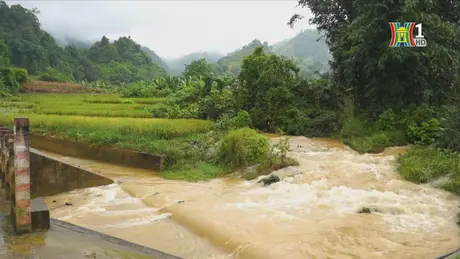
[40,136,460,259]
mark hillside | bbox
[55,35,93,49]
[272,29,330,75]
[216,39,270,74]
[0,1,166,84]
[165,51,223,75]
[213,32,330,76]
[141,46,169,72]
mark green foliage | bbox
[437,106,460,152]
[292,0,460,115]
[218,128,270,170]
[0,39,9,67]
[213,110,253,132]
[0,67,26,94]
[11,67,28,84]
[272,29,330,76]
[0,2,166,84]
[38,67,72,82]
[375,105,442,145]
[399,147,460,195]
[275,137,290,163]
[344,130,407,153]
[217,39,271,74]
[159,162,227,181]
[183,59,213,78]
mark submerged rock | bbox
[257,175,281,186]
[456,212,460,226]
[357,207,371,213]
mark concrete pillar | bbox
[0,129,13,188]
[4,134,14,200]
[12,118,32,234]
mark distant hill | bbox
[141,46,169,72]
[216,39,270,74]
[272,29,330,75]
[212,32,330,76]
[165,51,223,75]
[55,35,93,49]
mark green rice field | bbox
[0,94,165,117]
[0,93,218,177]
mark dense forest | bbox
[0,1,165,86]
[1,1,460,193]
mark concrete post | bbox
[12,118,32,234]
[0,129,13,188]
[4,134,14,200]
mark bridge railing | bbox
[0,118,32,234]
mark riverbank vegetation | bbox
[1,1,460,192]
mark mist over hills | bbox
[0,1,329,84]
[165,51,223,75]
[162,30,330,76]
[50,30,330,76]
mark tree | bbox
[290,0,460,114]
[239,47,299,130]
[0,39,9,66]
[183,59,213,78]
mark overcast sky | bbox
[8,1,314,59]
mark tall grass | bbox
[398,147,460,195]
[0,114,212,139]
[0,113,213,170]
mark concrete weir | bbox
[29,148,114,197]
[30,133,165,171]
[0,118,114,234]
[0,117,179,258]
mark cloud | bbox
[7,0,314,58]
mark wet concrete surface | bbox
[0,189,181,259]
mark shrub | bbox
[0,67,20,93]
[340,116,369,139]
[213,110,252,132]
[399,104,441,144]
[398,147,460,194]
[436,106,460,152]
[38,67,73,83]
[217,128,269,170]
[376,109,398,131]
[10,68,29,84]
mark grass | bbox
[0,114,211,139]
[398,147,460,195]
[83,96,165,105]
[158,162,229,181]
[343,130,408,153]
[2,94,166,118]
[0,93,299,182]
[339,115,408,153]
[0,113,213,173]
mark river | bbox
[40,136,460,259]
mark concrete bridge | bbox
[0,117,178,258]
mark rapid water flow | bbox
[41,137,460,259]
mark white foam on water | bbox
[97,213,172,228]
[99,208,159,215]
[221,173,457,233]
[54,182,166,220]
